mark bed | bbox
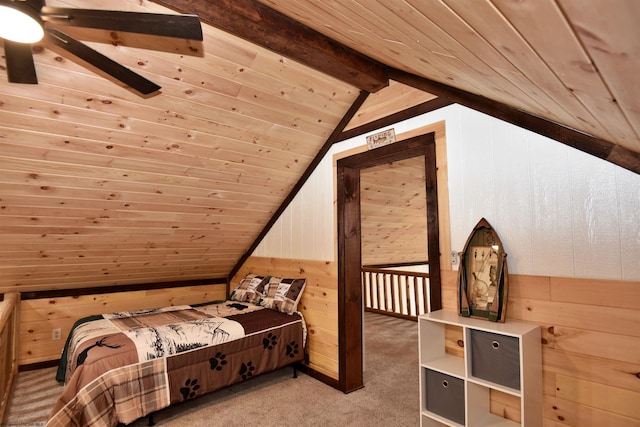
[47,274,307,427]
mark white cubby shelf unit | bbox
[419,310,542,427]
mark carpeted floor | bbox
[3,312,419,427]
[3,365,61,427]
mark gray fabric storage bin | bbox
[424,369,465,425]
[470,329,520,390]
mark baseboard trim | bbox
[19,359,59,372]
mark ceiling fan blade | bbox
[41,7,203,41]
[46,29,161,95]
[3,40,38,84]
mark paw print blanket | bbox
[48,301,305,427]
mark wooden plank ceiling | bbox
[0,0,364,293]
[255,0,640,169]
[1,0,638,294]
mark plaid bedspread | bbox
[47,301,305,427]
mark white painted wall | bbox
[253,104,640,281]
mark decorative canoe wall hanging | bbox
[457,218,509,322]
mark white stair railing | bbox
[362,267,429,319]
[0,293,20,422]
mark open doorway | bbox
[360,153,430,318]
[336,132,441,392]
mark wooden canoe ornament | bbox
[457,218,508,322]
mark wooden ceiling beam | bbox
[151,0,389,92]
[389,69,640,175]
[151,1,638,174]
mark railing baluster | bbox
[413,276,418,316]
[382,273,387,312]
[371,272,378,309]
[377,272,384,310]
[416,277,425,315]
[363,271,371,310]
[379,273,384,310]
[388,274,393,313]
[422,277,430,314]
[398,274,409,315]
[392,275,400,314]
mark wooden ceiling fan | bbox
[0,0,203,94]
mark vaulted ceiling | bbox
[0,0,638,294]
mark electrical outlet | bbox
[52,328,62,341]
[450,250,458,265]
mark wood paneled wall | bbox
[18,283,226,365]
[232,256,339,379]
[237,259,640,424]
[17,256,338,380]
[360,155,428,266]
[441,270,640,426]
[13,260,640,425]
[18,256,338,378]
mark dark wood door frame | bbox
[336,132,442,393]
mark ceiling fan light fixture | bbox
[0,1,44,43]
